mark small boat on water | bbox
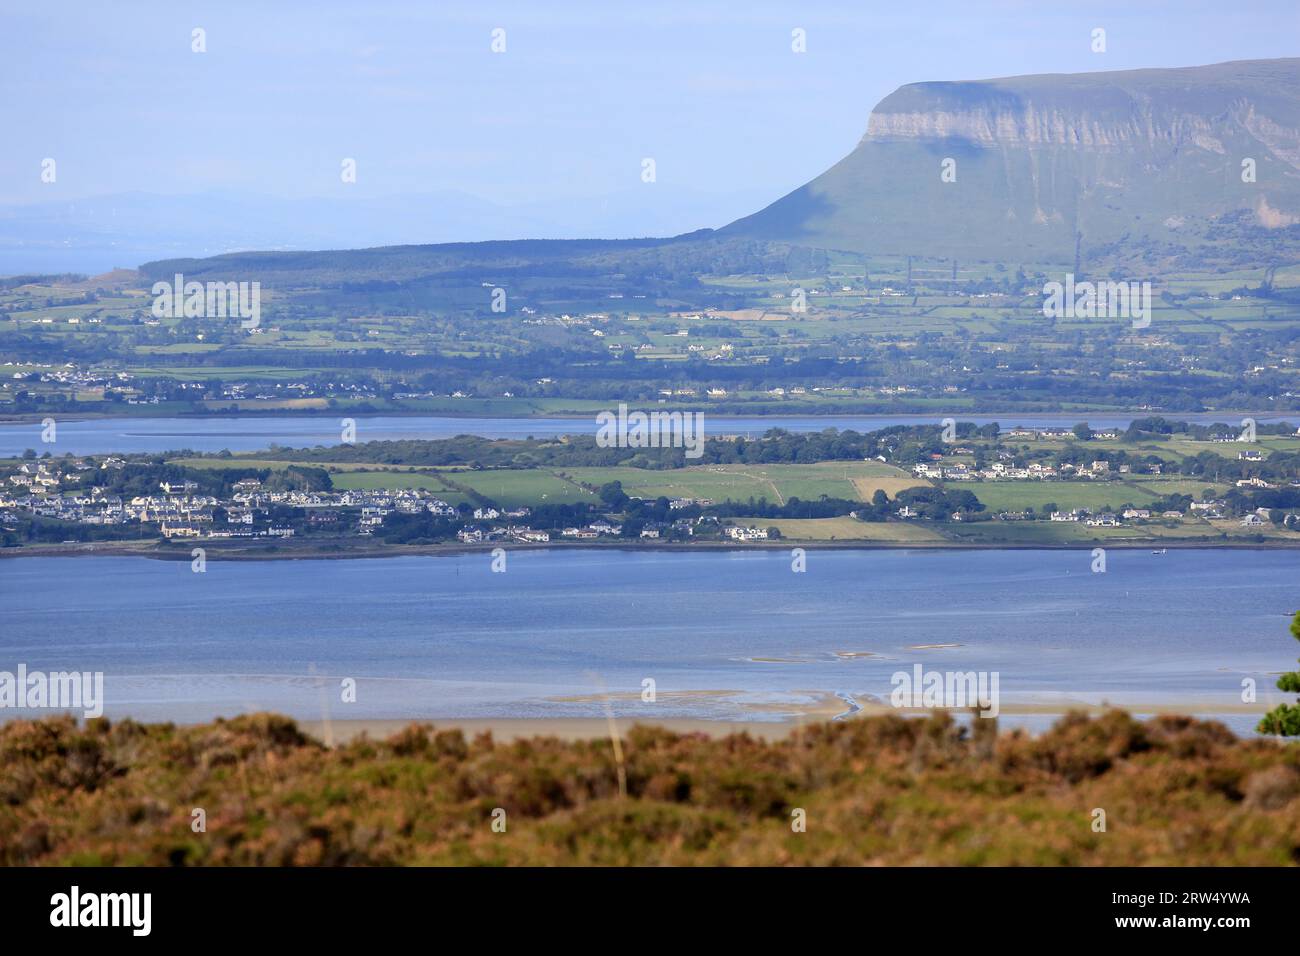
[1152,548,1167,554]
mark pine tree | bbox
[1258,610,1300,736]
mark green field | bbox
[1114,436,1300,462]
[560,461,918,505]
[946,516,1296,545]
[329,470,463,497]
[173,458,437,472]
[166,455,1248,519]
[450,469,597,506]
[741,516,947,542]
[166,458,918,508]
[1120,476,1230,496]
[960,479,1213,513]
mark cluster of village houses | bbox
[456,506,769,543]
[909,441,1298,527]
[6,441,1294,543]
[1033,503,1287,528]
[0,460,781,543]
[912,455,1132,482]
[5,362,392,405]
[0,459,552,541]
[6,363,128,393]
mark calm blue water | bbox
[1,549,1296,734]
[2,413,1294,457]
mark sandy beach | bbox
[296,697,1275,745]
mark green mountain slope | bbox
[723,58,1300,266]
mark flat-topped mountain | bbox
[723,58,1300,266]
[137,59,1300,283]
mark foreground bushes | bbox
[0,710,1297,865]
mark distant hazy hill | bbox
[133,59,1300,282]
[0,185,771,276]
[723,58,1300,267]
[139,235,687,287]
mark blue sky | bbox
[2,0,1298,232]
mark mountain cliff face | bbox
[864,100,1228,151]
[723,58,1300,266]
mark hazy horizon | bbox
[2,0,1298,272]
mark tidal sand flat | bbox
[1,548,1295,736]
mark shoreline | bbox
[297,700,1273,744]
[3,408,1298,426]
[1,694,1276,744]
[5,536,1300,561]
